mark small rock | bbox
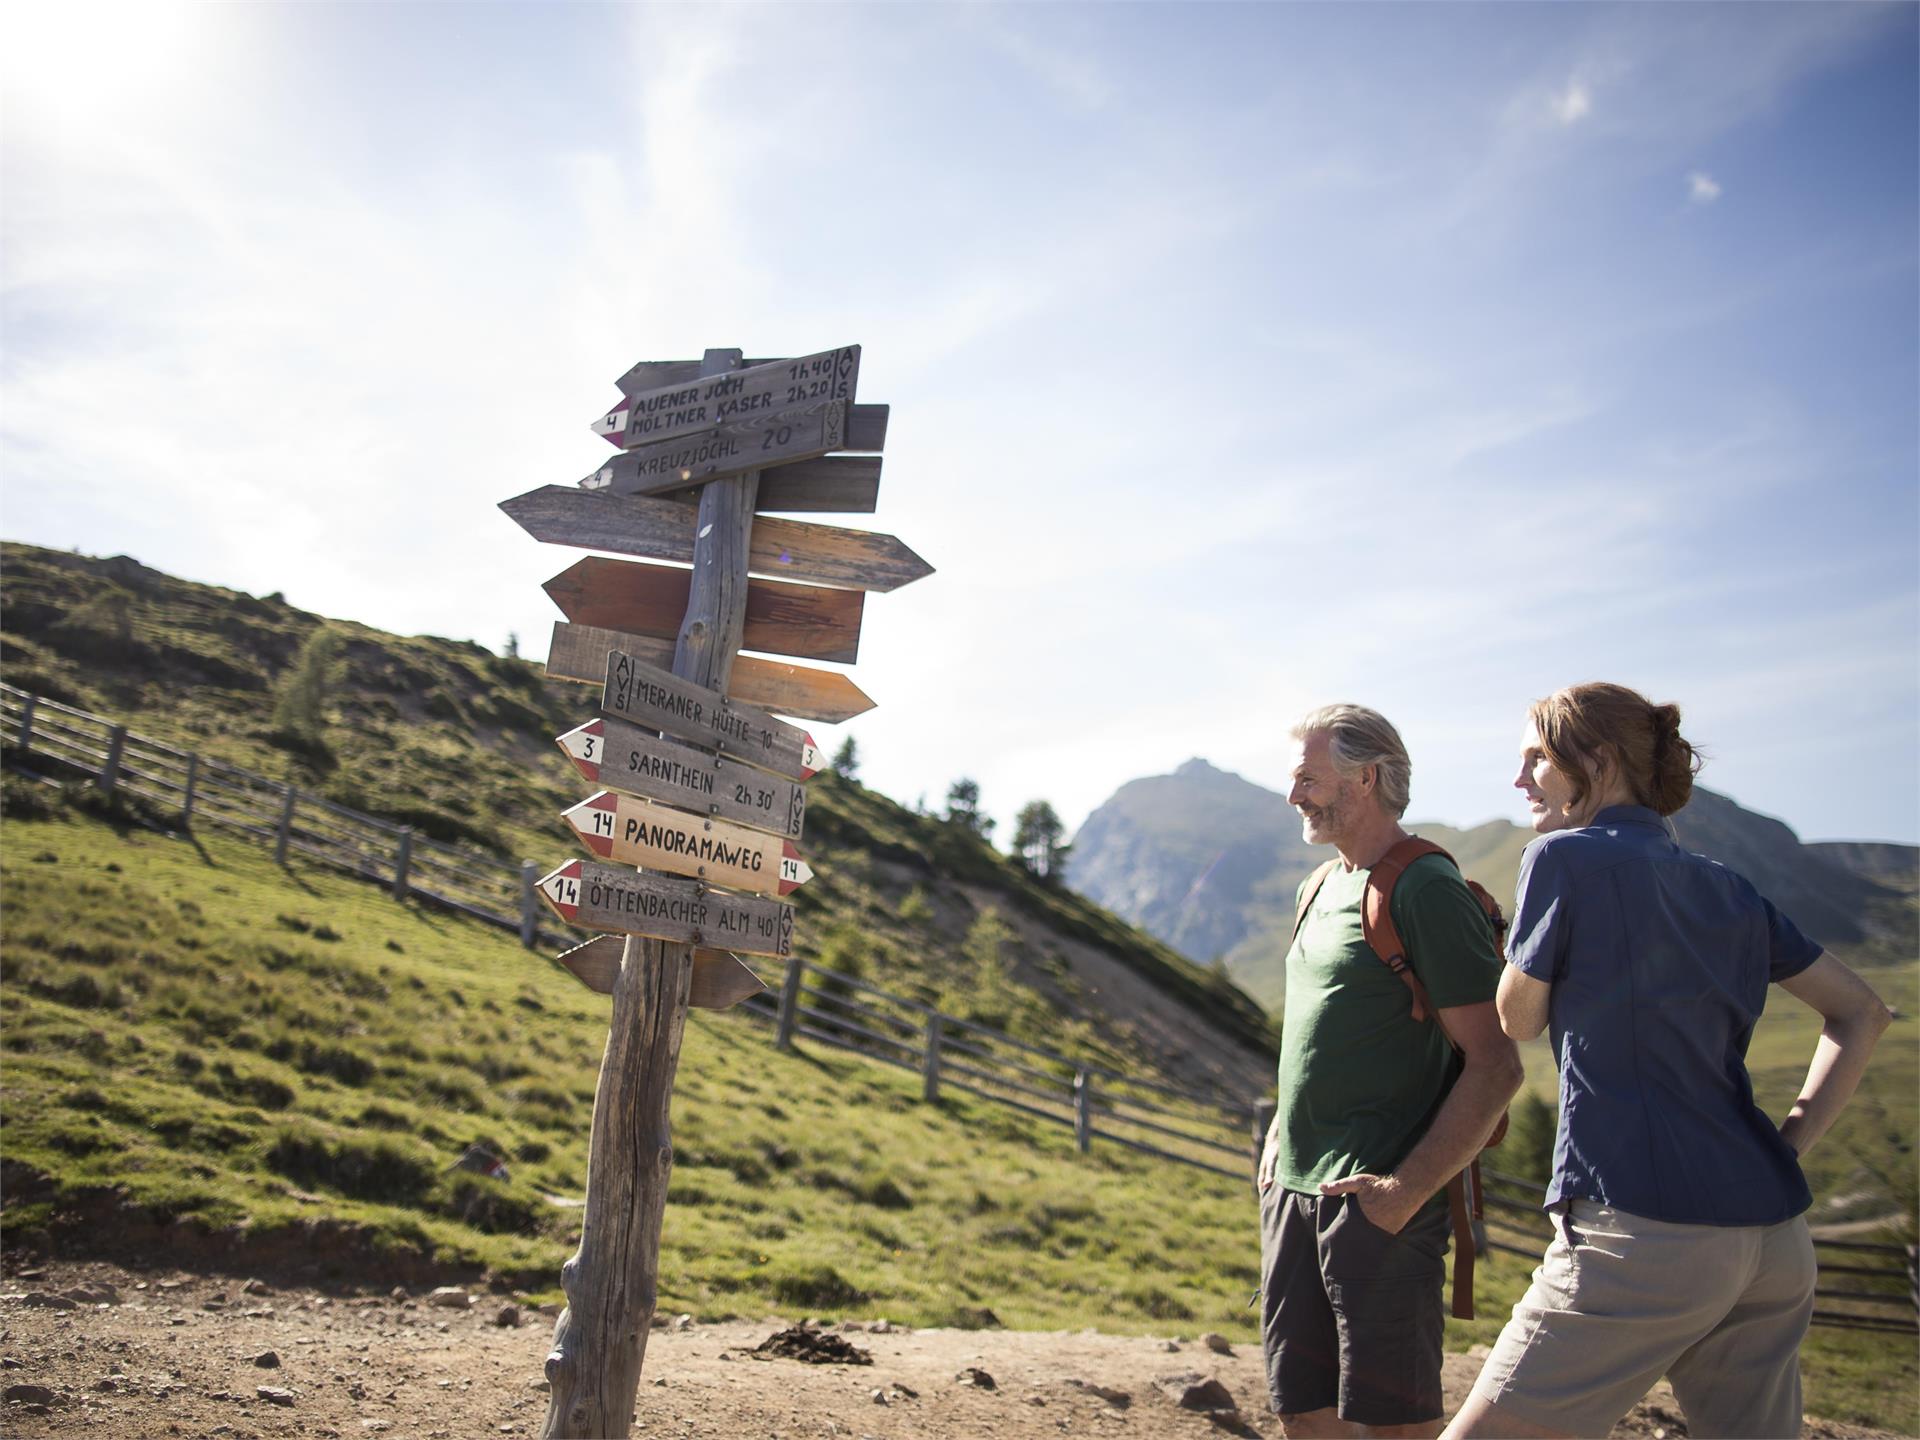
[253,1351,281,1369]
[22,1294,77,1311]
[361,1423,392,1433]
[1161,1340,1180,1352]
[95,1378,120,1392]
[257,1385,297,1406]
[956,1367,996,1390]
[527,1379,550,1392]
[493,1305,521,1329]
[1201,1332,1233,1356]
[868,1319,893,1334]
[243,1279,273,1296]
[673,1313,693,1331]
[869,1388,888,1405]
[1154,1373,1237,1414]
[4,1383,57,1404]
[202,1299,226,1311]
[1065,1379,1131,1408]
[893,1383,918,1399]
[426,1287,471,1310]
[64,1285,119,1306]
[13,1270,44,1281]
[1,1358,22,1369]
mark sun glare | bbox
[1,1,230,138]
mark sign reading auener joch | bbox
[497,344,930,1440]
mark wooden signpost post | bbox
[499,345,929,1439]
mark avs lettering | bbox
[598,346,859,448]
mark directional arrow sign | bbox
[575,455,882,513]
[562,790,812,897]
[593,345,859,450]
[537,859,794,957]
[544,557,864,665]
[588,399,848,496]
[602,647,824,781]
[553,935,767,1009]
[545,623,876,725]
[556,718,807,838]
[502,487,929,593]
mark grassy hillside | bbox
[0,541,1276,1083]
[4,795,1910,1433]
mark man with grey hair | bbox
[1257,705,1522,1439]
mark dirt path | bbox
[0,1262,1893,1439]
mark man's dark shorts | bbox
[1258,1185,1450,1426]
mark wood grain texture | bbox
[597,345,857,449]
[588,399,847,495]
[582,454,882,513]
[546,622,876,724]
[553,936,766,1008]
[562,790,808,897]
[502,486,926,591]
[599,646,818,782]
[615,357,779,397]
[555,718,807,837]
[534,859,794,954]
[544,557,864,665]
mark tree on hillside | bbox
[832,735,860,780]
[946,778,994,839]
[504,631,520,660]
[1011,799,1070,879]
[270,627,343,750]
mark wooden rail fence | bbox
[0,684,1262,1181]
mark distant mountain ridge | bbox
[1067,758,1917,1012]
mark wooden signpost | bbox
[499,344,929,1439]
[560,790,813,896]
[555,718,808,837]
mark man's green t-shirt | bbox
[1273,851,1501,1193]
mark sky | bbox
[3,2,1916,848]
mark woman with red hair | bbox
[1444,682,1893,1440]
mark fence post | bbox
[393,828,414,901]
[16,693,36,751]
[274,784,296,865]
[99,725,127,793]
[518,860,538,947]
[774,957,804,1051]
[922,1013,944,1103]
[1073,1069,1092,1154]
[180,753,199,827]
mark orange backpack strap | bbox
[1291,859,1340,947]
[1359,837,1449,1023]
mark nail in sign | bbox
[592,345,860,450]
[537,859,795,958]
[562,790,813,898]
[556,718,807,838]
[602,648,823,782]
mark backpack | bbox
[1290,836,1510,1320]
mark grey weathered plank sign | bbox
[583,399,846,499]
[535,859,793,957]
[553,936,765,1009]
[544,623,876,724]
[562,790,812,897]
[502,486,928,591]
[594,346,858,450]
[601,647,822,781]
[544,557,864,665]
[576,455,882,512]
[555,717,807,837]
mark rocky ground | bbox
[0,1262,1897,1439]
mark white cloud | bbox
[1688,170,1724,204]
[1553,78,1593,125]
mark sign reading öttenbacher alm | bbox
[536,858,794,958]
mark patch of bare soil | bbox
[0,1262,1896,1439]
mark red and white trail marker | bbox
[561,790,812,898]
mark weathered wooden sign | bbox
[583,399,847,498]
[561,790,812,897]
[536,859,794,957]
[593,346,859,449]
[581,454,883,513]
[554,936,766,1009]
[545,557,864,665]
[502,487,928,591]
[555,718,807,837]
[581,409,887,499]
[601,647,822,781]
[545,623,875,724]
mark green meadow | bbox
[3,792,1913,1432]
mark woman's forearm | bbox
[1777,1016,1890,1158]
